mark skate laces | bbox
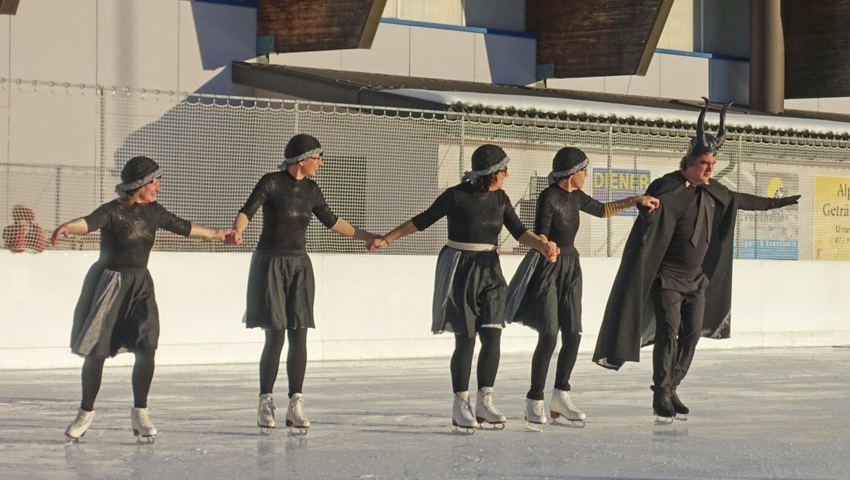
[260,396,275,417]
[531,400,544,416]
[455,395,475,419]
[135,408,154,428]
[289,395,304,418]
[69,410,94,429]
[481,392,502,416]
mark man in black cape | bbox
[592,98,801,420]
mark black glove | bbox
[779,194,801,206]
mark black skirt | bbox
[71,263,159,358]
[506,249,583,336]
[245,251,315,330]
[432,246,507,338]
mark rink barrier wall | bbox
[0,251,847,370]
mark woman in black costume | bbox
[375,144,558,431]
[53,155,232,442]
[228,134,377,435]
[506,147,658,428]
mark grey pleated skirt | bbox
[245,251,315,330]
[431,246,507,338]
[70,263,159,358]
[506,249,583,336]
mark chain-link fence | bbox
[2,78,849,260]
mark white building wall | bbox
[0,0,256,94]
[1,251,847,370]
[266,21,537,86]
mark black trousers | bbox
[651,283,705,390]
[259,328,308,398]
[450,328,501,393]
[527,330,581,400]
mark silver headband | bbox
[115,168,162,194]
[279,147,323,169]
[547,159,588,185]
[462,156,510,183]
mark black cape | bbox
[592,171,738,370]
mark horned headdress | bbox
[686,97,733,158]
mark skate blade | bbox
[674,414,688,421]
[285,422,309,436]
[654,416,675,425]
[452,426,476,435]
[550,413,586,428]
[259,426,275,436]
[65,435,82,444]
[134,435,156,444]
[478,423,505,430]
[451,421,477,434]
[524,421,545,432]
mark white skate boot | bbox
[475,387,507,429]
[131,407,158,443]
[257,393,276,435]
[524,398,547,432]
[285,393,310,435]
[452,391,478,433]
[550,389,586,427]
[65,409,95,443]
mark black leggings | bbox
[80,348,155,411]
[450,328,501,393]
[259,328,308,398]
[527,330,581,400]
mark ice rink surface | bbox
[1,346,848,480]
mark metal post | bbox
[750,0,785,113]
[606,126,613,257]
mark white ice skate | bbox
[524,399,547,432]
[131,407,157,443]
[65,409,95,443]
[257,393,276,435]
[452,391,479,434]
[475,387,507,430]
[285,393,310,436]
[550,389,586,427]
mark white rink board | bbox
[0,251,847,369]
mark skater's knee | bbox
[537,333,558,352]
[478,327,502,345]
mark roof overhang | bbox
[233,61,850,139]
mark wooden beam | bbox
[258,0,387,53]
[528,0,672,78]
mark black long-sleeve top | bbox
[84,200,191,271]
[412,183,527,244]
[661,181,795,285]
[535,186,605,253]
[239,171,338,255]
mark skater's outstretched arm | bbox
[51,218,89,246]
[371,219,418,251]
[330,218,378,249]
